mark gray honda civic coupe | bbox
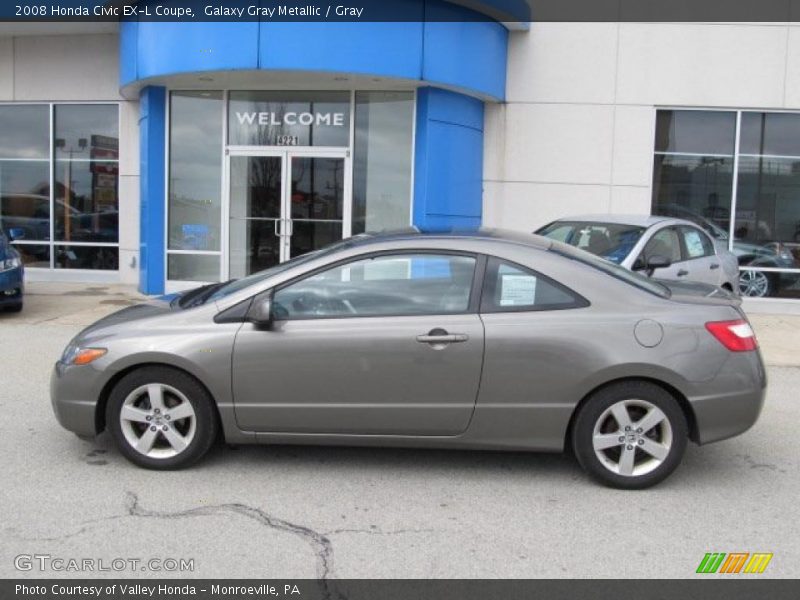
[51,230,766,489]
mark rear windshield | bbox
[538,221,645,264]
[549,242,671,299]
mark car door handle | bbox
[416,333,469,344]
[710,263,720,270]
[677,269,689,277]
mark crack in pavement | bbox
[8,492,434,596]
[124,492,338,587]
[325,527,434,536]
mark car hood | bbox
[75,297,176,338]
[657,279,742,307]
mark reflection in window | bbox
[652,109,736,241]
[652,109,800,298]
[167,254,220,282]
[169,92,223,253]
[0,104,119,270]
[0,161,51,241]
[352,92,414,234]
[0,105,49,159]
[54,160,118,243]
[55,245,118,270]
[54,105,119,160]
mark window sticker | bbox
[684,230,706,258]
[500,274,537,306]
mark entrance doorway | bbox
[226,148,350,278]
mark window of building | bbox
[168,91,223,282]
[352,92,414,235]
[652,109,800,298]
[0,103,119,270]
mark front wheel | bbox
[106,366,218,470]
[572,381,688,489]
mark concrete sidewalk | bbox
[3,282,798,367]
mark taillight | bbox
[705,319,758,352]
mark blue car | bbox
[0,228,25,312]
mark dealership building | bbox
[1,2,800,297]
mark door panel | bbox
[678,225,720,285]
[231,314,485,435]
[232,251,483,435]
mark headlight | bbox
[61,344,107,366]
[0,257,21,272]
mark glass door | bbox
[226,149,348,279]
[287,154,346,260]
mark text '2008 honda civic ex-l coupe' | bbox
[51,229,766,489]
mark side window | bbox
[641,227,682,264]
[481,258,586,313]
[272,253,476,319]
[680,226,715,259]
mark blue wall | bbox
[120,1,508,100]
[413,88,484,231]
[138,86,166,295]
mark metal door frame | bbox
[223,146,350,280]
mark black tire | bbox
[106,366,218,470]
[6,303,22,313]
[572,381,688,490]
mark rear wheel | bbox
[572,381,688,489]
[106,366,218,470]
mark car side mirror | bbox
[8,228,25,241]
[248,295,273,329]
[633,255,671,277]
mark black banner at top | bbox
[6,0,800,23]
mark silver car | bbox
[536,214,740,292]
[51,230,766,489]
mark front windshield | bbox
[549,241,670,298]
[207,237,361,302]
[538,221,646,264]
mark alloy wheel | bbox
[738,270,770,297]
[592,399,673,477]
[119,383,197,459]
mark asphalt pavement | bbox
[0,283,797,579]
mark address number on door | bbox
[277,135,300,146]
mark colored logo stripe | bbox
[719,553,749,574]
[697,553,726,573]
[696,552,773,574]
[744,553,773,574]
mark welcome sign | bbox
[228,92,351,147]
[234,111,347,128]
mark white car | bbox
[536,214,740,292]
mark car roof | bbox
[544,214,675,228]
[341,227,553,251]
